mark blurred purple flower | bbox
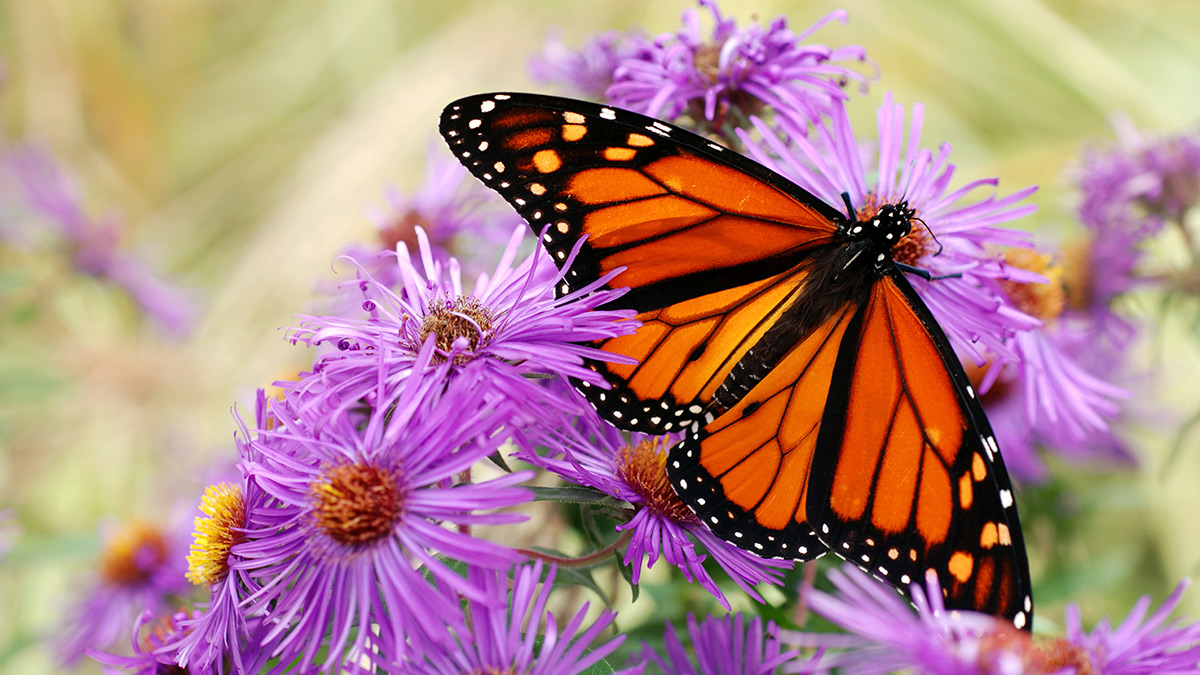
[235,350,533,671]
[530,29,652,101]
[2,144,195,335]
[972,249,1133,482]
[1077,114,1200,235]
[346,142,525,287]
[788,564,1038,674]
[790,565,1200,674]
[1064,579,1200,674]
[742,92,1041,367]
[389,561,643,674]
[519,399,790,610]
[607,1,871,134]
[57,519,191,665]
[643,613,813,675]
[294,225,638,438]
[88,610,199,675]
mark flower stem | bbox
[516,530,633,568]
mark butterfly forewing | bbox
[440,93,842,431]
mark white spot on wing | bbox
[600,108,616,120]
[1000,489,1013,508]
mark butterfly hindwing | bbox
[668,299,862,560]
[805,273,1033,627]
[440,93,842,431]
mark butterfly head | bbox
[841,200,917,268]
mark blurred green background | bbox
[1,0,1198,672]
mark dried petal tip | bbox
[101,521,169,586]
[416,295,498,363]
[186,482,245,586]
[311,463,404,547]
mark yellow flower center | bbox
[998,248,1066,322]
[311,462,404,547]
[617,438,696,523]
[186,482,246,587]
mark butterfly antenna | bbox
[840,192,856,220]
[915,215,944,256]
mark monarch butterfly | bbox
[439,92,1033,629]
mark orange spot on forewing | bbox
[972,453,987,481]
[604,147,637,161]
[959,472,974,509]
[980,522,999,548]
[505,127,554,151]
[948,551,975,583]
[627,133,655,147]
[533,149,562,173]
[562,124,587,141]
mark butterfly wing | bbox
[439,93,844,431]
[805,273,1033,627]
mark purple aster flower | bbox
[293,224,638,440]
[57,519,192,665]
[530,28,652,101]
[1059,230,1144,360]
[742,92,1041,367]
[607,1,872,136]
[642,613,815,675]
[235,350,534,671]
[87,610,200,675]
[171,447,283,675]
[386,561,643,674]
[88,609,271,675]
[1064,579,1200,674]
[518,398,791,610]
[1,144,195,335]
[971,249,1133,481]
[787,564,1041,674]
[1076,114,1200,238]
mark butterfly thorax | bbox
[710,202,916,412]
[836,201,916,276]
